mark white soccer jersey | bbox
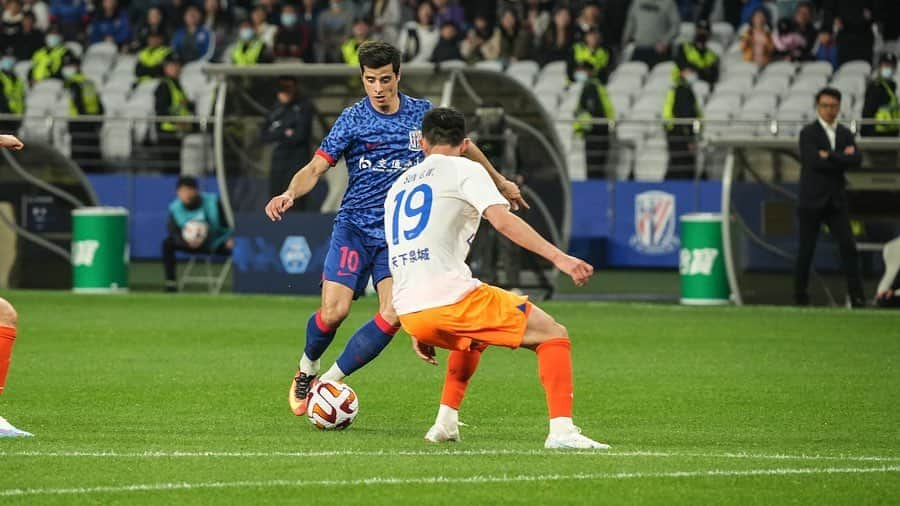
[385,153,509,315]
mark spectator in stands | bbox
[261,77,314,203]
[431,21,462,63]
[23,0,49,32]
[536,6,574,65]
[250,5,277,49]
[792,1,817,56]
[573,1,603,42]
[13,12,44,61]
[163,176,233,292]
[819,0,874,67]
[274,3,313,61]
[861,53,899,169]
[370,0,402,45]
[88,0,132,48]
[523,0,551,43]
[573,77,614,178]
[231,19,273,65]
[461,13,500,64]
[674,19,719,85]
[663,65,702,179]
[622,0,680,68]
[794,87,866,307]
[49,0,86,41]
[131,6,168,53]
[299,0,321,48]
[2,0,24,40]
[61,53,103,171]
[875,237,900,308]
[567,26,609,84]
[317,0,353,62]
[29,25,68,83]
[203,0,233,62]
[740,8,773,67]
[341,18,372,66]
[154,53,194,173]
[739,0,766,27]
[172,5,213,63]
[432,0,464,31]
[497,8,532,64]
[0,52,25,133]
[397,1,439,64]
[772,17,810,62]
[136,30,171,82]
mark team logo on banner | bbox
[280,236,312,274]
[408,129,422,151]
[630,191,679,254]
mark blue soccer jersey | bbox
[316,93,432,245]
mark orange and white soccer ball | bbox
[307,380,359,430]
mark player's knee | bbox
[320,301,350,328]
[0,297,18,328]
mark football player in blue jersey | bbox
[264,41,528,416]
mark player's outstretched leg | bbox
[425,345,486,443]
[520,304,608,450]
[0,297,31,437]
[289,283,351,416]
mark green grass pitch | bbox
[0,290,899,504]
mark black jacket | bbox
[260,97,313,161]
[861,77,898,137]
[798,120,862,208]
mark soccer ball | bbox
[182,220,209,244]
[307,380,359,430]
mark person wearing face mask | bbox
[61,53,104,172]
[162,176,234,292]
[662,66,702,179]
[861,53,899,170]
[28,25,69,83]
[154,52,194,172]
[566,26,609,84]
[260,77,314,203]
[0,52,25,134]
[231,19,273,65]
[673,19,719,86]
[274,4,312,61]
[573,76,615,179]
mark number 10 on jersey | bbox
[391,184,433,246]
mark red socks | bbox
[0,325,16,395]
[440,349,483,409]
[535,338,574,419]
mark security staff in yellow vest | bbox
[566,26,610,84]
[0,52,25,133]
[231,20,274,66]
[135,31,172,82]
[341,19,372,67]
[573,78,615,178]
[673,20,719,86]
[62,53,104,172]
[29,26,70,84]
[663,66,703,179]
[154,53,194,173]
[861,53,899,169]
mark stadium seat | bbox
[714,78,751,96]
[65,41,83,58]
[438,59,466,69]
[82,59,109,85]
[753,74,791,96]
[629,94,664,120]
[613,61,649,79]
[692,80,711,103]
[761,61,797,78]
[835,60,871,79]
[633,137,668,181]
[607,75,644,99]
[177,254,232,294]
[721,60,758,80]
[113,54,137,75]
[642,76,673,93]
[799,61,833,79]
[127,79,159,144]
[648,61,677,81]
[712,22,735,46]
[30,78,64,96]
[474,60,504,72]
[13,60,30,82]
[609,93,631,120]
[707,40,724,57]
[85,41,118,61]
[506,60,540,82]
[181,133,214,176]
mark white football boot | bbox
[424,422,460,443]
[0,416,33,438]
[544,426,609,450]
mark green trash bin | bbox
[679,213,729,305]
[71,207,129,293]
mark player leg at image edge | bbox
[0,297,31,437]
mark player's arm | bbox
[0,134,23,150]
[461,140,529,211]
[264,154,331,221]
[483,204,593,286]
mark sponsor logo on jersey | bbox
[408,129,422,151]
[629,191,679,254]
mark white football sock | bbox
[319,363,346,382]
[549,417,575,436]
[299,354,320,375]
[435,404,459,427]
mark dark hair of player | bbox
[357,40,401,75]
[815,87,842,104]
[421,107,466,147]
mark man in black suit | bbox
[795,87,866,307]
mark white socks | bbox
[319,363,346,382]
[435,404,459,428]
[299,354,320,375]
[549,417,576,436]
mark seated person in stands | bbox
[154,53,194,173]
[61,53,104,172]
[135,31,171,82]
[29,25,69,83]
[567,26,610,84]
[0,51,25,133]
[163,176,233,292]
[673,19,718,85]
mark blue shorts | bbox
[322,221,391,298]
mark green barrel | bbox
[71,207,129,293]
[679,213,729,305]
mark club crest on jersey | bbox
[629,191,679,254]
[408,129,422,151]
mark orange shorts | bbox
[399,284,532,351]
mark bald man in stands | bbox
[0,135,30,437]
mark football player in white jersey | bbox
[385,108,608,449]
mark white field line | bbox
[2,448,900,463]
[1,466,899,497]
